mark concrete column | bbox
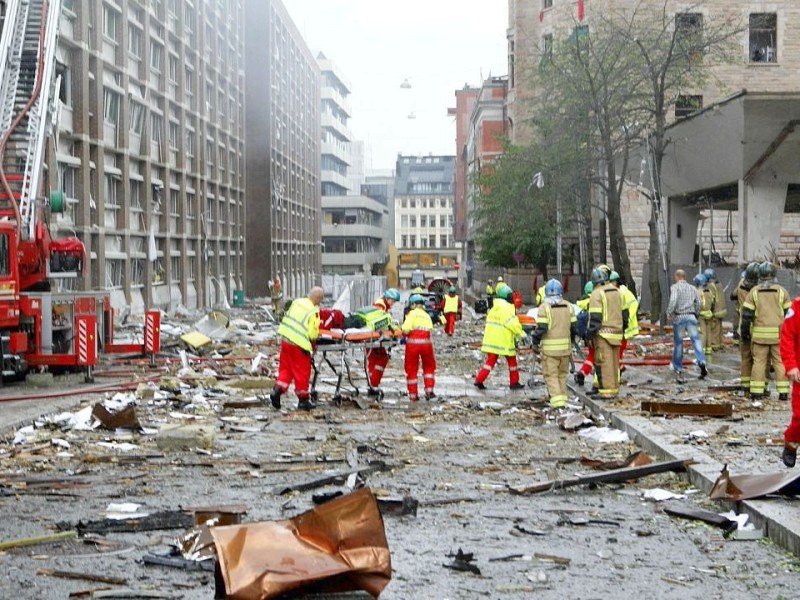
[738,177,787,263]
[667,199,700,265]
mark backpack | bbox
[319,308,345,330]
[342,314,367,329]
[575,309,589,339]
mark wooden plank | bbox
[508,458,693,495]
[641,400,733,418]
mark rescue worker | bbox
[534,284,546,307]
[779,292,800,467]
[401,294,436,402]
[474,286,525,390]
[737,263,759,393]
[413,284,425,293]
[667,269,708,382]
[730,269,746,344]
[704,268,727,351]
[741,261,792,400]
[575,281,595,388]
[486,278,495,309]
[531,279,577,408]
[366,288,401,399]
[268,277,283,320]
[695,273,715,356]
[610,271,639,372]
[440,286,462,336]
[268,286,324,411]
[587,265,628,399]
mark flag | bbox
[578,0,585,21]
[148,227,157,262]
[533,172,545,189]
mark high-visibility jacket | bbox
[443,294,461,314]
[576,296,590,312]
[481,298,523,356]
[709,280,727,318]
[535,286,546,307]
[401,306,434,338]
[277,297,320,352]
[619,284,639,338]
[699,286,715,319]
[535,300,576,356]
[486,283,495,296]
[373,298,389,312]
[743,284,792,343]
[588,283,624,345]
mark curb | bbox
[576,385,800,556]
[0,396,85,436]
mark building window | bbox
[103,6,119,42]
[151,114,162,143]
[543,0,553,8]
[409,215,416,228]
[128,25,142,58]
[103,89,120,125]
[440,235,448,247]
[421,237,428,248]
[429,235,436,247]
[401,235,407,248]
[675,95,703,118]
[542,34,553,62]
[401,215,408,227]
[420,216,427,228]
[676,13,704,61]
[439,215,446,227]
[750,14,777,63]
[105,259,123,288]
[150,41,163,72]
[129,101,145,134]
[55,59,72,106]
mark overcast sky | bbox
[282,0,508,173]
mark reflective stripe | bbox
[406,338,432,345]
[509,366,519,372]
[542,339,570,351]
[753,326,779,335]
[374,365,384,372]
[549,394,568,407]
[777,381,790,393]
[482,343,514,354]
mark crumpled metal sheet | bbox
[211,488,391,599]
[710,464,800,500]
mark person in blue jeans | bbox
[667,269,709,382]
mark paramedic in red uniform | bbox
[268,286,324,411]
[440,286,462,336]
[401,294,437,402]
[780,294,800,467]
[366,288,401,398]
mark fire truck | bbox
[0,0,159,382]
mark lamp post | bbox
[512,252,524,291]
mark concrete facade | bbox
[450,86,479,247]
[47,0,248,313]
[318,54,351,198]
[394,155,459,287]
[244,0,321,300]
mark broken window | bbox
[675,94,703,118]
[542,34,553,63]
[750,13,777,63]
[675,13,703,62]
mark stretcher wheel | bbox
[333,395,343,407]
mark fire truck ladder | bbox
[0,0,62,241]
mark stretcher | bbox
[311,328,402,405]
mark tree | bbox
[532,0,741,306]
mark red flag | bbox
[578,0,585,21]
[539,9,544,22]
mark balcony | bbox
[321,169,350,192]
[321,141,350,165]
[321,86,351,117]
[322,223,385,239]
[321,113,351,142]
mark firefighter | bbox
[780,293,800,467]
[486,278,496,309]
[268,277,284,320]
[534,284,546,307]
[610,271,639,372]
[703,268,726,350]
[366,288,401,399]
[730,269,746,345]
[441,286,462,336]
[737,262,759,393]
[474,286,525,390]
[575,281,596,389]
[268,286,324,411]
[741,261,792,400]
[531,279,577,408]
[695,273,715,356]
[587,265,628,399]
[401,294,436,402]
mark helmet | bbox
[744,262,759,284]
[703,268,717,281]
[497,276,504,282]
[758,261,776,281]
[583,281,594,296]
[497,286,513,301]
[609,271,620,283]
[591,267,609,285]
[597,264,612,276]
[545,279,563,297]
[409,294,424,305]
[693,274,708,287]
[383,288,401,302]
[448,286,456,294]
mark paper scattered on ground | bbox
[577,426,630,444]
